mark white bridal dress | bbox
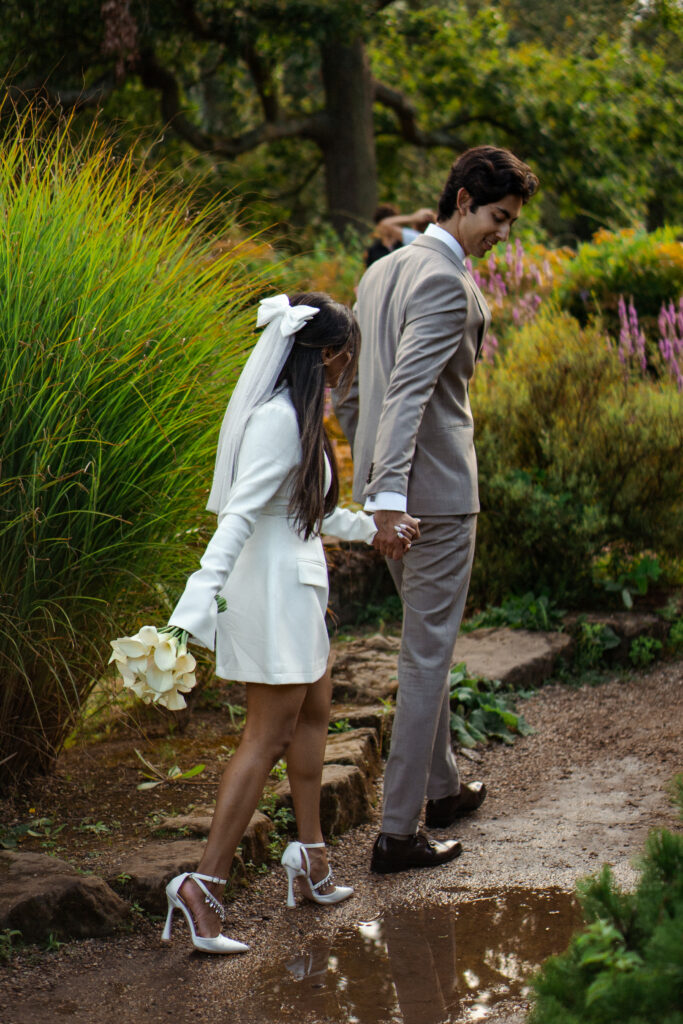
[169,387,377,684]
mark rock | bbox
[324,727,381,778]
[239,811,276,866]
[152,814,213,837]
[107,840,206,913]
[331,634,400,702]
[272,764,374,835]
[330,704,395,754]
[453,627,573,688]
[0,851,129,943]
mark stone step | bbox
[0,850,129,942]
[453,627,573,688]
[272,763,375,835]
[329,703,395,754]
[324,726,381,778]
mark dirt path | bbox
[1,659,681,1024]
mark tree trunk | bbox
[319,37,377,237]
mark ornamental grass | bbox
[0,106,269,786]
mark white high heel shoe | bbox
[281,841,354,908]
[161,872,249,954]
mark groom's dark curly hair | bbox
[437,146,539,220]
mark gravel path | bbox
[1,659,681,1024]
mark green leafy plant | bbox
[0,929,22,964]
[628,636,663,668]
[595,550,662,609]
[448,663,534,748]
[666,618,683,654]
[572,619,621,674]
[464,592,565,632]
[134,748,206,790]
[75,820,117,836]
[328,718,352,734]
[270,758,288,782]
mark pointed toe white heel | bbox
[281,841,354,908]
[162,872,249,954]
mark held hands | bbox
[371,510,421,560]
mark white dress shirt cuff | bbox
[364,491,407,513]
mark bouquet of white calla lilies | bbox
[109,624,197,711]
[110,597,226,710]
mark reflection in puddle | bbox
[242,888,579,1024]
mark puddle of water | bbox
[239,888,579,1024]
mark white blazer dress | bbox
[168,387,377,684]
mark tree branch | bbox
[373,79,512,148]
[7,78,116,112]
[136,51,328,157]
[242,40,279,122]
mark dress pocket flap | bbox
[297,559,328,588]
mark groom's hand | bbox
[372,510,420,560]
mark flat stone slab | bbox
[273,763,374,835]
[152,814,213,837]
[107,839,206,913]
[452,627,573,688]
[0,851,129,943]
[331,634,400,703]
[151,810,275,868]
[324,727,381,778]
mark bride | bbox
[161,292,418,953]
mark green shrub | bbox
[463,592,565,632]
[470,310,683,606]
[556,226,683,339]
[0,108,268,786]
[628,635,663,668]
[529,827,683,1024]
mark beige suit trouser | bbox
[382,514,477,836]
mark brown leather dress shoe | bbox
[425,781,487,828]
[370,832,462,874]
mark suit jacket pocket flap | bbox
[297,559,328,588]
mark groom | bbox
[335,146,538,873]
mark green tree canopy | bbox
[2,0,682,240]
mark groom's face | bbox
[458,191,523,259]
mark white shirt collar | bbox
[424,222,466,263]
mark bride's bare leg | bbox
[285,668,335,892]
[180,681,308,936]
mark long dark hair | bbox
[276,292,359,539]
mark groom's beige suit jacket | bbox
[345,234,491,515]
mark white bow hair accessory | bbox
[206,294,321,516]
[256,294,319,336]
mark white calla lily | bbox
[137,625,161,648]
[174,652,196,674]
[154,636,178,671]
[163,690,188,711]
[146,659,175,693]
[113,636,149,659]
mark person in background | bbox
[365,205,436,267]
